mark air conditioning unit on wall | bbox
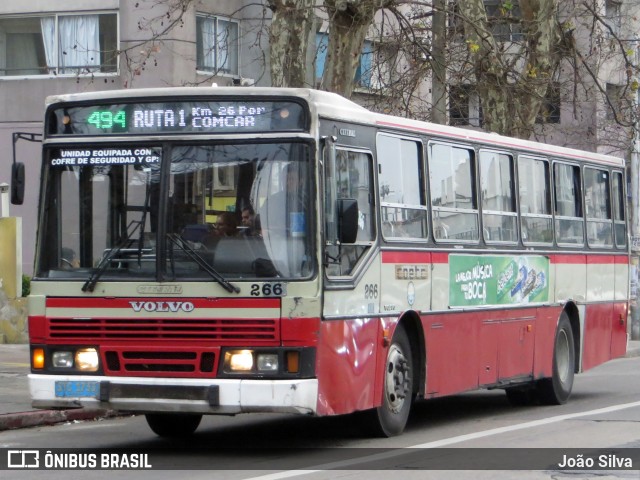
[232,77,255,87]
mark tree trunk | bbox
[322,0,383,98]
[431,0,448,124]
[269,0,315,88]
[461,0,562,138]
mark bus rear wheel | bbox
[371,325,413,437]
[145,413,202,437]
[537,312,575,405]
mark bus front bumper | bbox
[29,374,319,415]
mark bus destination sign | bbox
[48,100,306,136]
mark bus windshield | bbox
[36,141,314,283]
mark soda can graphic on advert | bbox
[510,264,528,297]
[290,212,306,237]
[529,271,547,300]
[497,260,518,299]
[522,268,538,297]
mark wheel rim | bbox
[384,344,411,413]
[556,328,570,384]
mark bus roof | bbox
[45,86,625,168]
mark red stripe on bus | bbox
[432,252,449,263]
[381,252,626,266]
[587,255,612,264]
[381,251,431,263]
[550,254,628,265]
[45,297,281,309]
[613,255,630,264]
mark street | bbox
[1,355,639,479]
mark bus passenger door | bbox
[319,145,383,416]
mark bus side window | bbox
[479,150,517,244]
[325,148,375,277]
[612,171,627,248]
[377,134,428,241]
[584,167,613,247]
[519,156,553,245]
[554,162,584,246]
[429,143,478,242]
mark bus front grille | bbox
[103,349,217,377]
[47,317,279,342]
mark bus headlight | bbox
[219,348,313,377]
[75,348,99,372]
[226,350,254,372]
[52,351,74,368]
[256,353,278,372]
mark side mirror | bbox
[337,198,358,244]
[11,162,25,205]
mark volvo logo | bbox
[129,301,195,313]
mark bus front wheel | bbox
[145,413,202,437]
[372,325,413,437]
[537,312,575,405]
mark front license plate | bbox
[55,381,99,398]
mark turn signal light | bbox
[32,348,45,369]
[286,351,300,373]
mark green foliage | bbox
[501,0,514,14]
[22,275,31,297]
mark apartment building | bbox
[0,0,270,274]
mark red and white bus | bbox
[15,87,629,437]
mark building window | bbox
[315,32,328,84]
[536,83,561,124]
[315,32,381,89]
[605,0,621,36]
[355,40,374,88]
[0,13,117,76]
[449,85,482,127]
[484,0,522,42]
[196,15,239,75]
[448,2,465,39]
[605,83,630,121]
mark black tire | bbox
[537,312,575,405]
[371,325,414,437]
[145,413,202,438]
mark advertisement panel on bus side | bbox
[449,254,549,307]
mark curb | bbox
[0,409,118,432]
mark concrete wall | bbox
[0,295,27,344]
[0,217,26,343]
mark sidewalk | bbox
[1,341,639,432]
[0,344,117,431]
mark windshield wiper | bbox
[167,234,240,294]
[82,220,142,292]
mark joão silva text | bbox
[558,454,633,469]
